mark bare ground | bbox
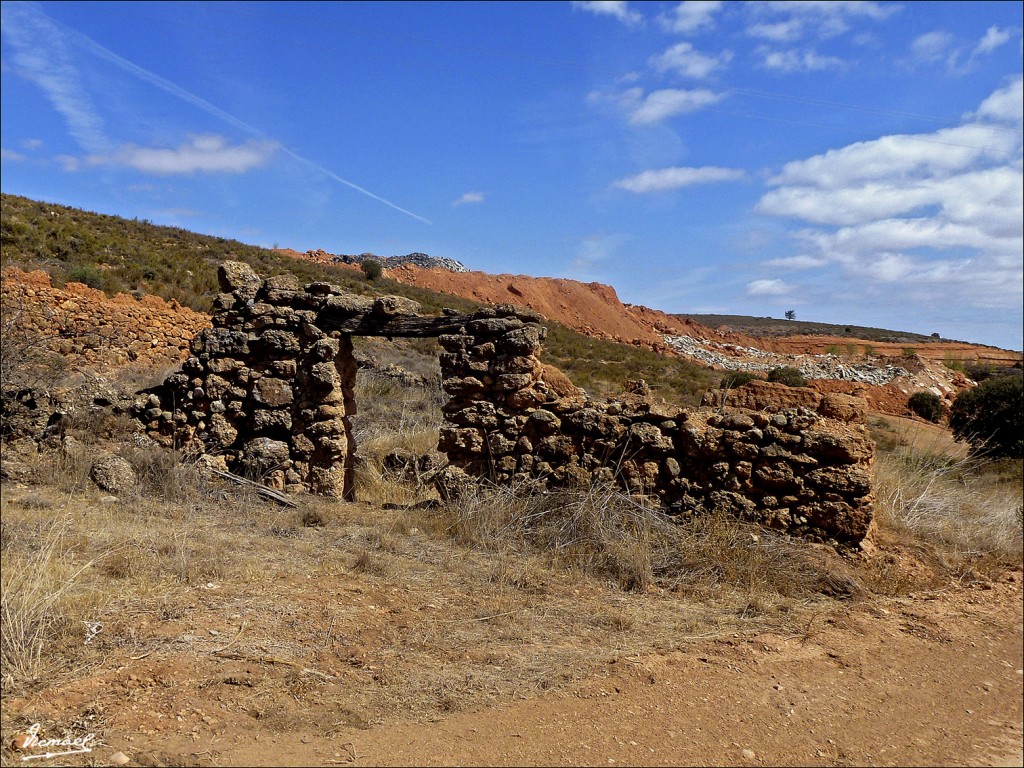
[1,482,1021,767]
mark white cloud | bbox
[56,154,80,172]
[1,148,27,162]
[650,42,732,80]
[744,1,898,41]
[763,254,827,269]
[909,30,954,64]
[758,47,845,73]
[571,232,632,271]
[746,20,803,42]
[21,138,43,151]
[746,278,792,296]
[858,252,914,282]
[971,77,1024,125]
[89,134,278,175]
[571,1,642,26]
[909,26,1015,74]
[661,1,723,34]
[767,122,1019,189]
[452,191,485,206]
[972,25,1012,56]
[606,87,726,125]
[612,165,744,193]
[754,79,1024,317]
[11,2,429,224]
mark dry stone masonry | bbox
[438,318,875,547]
[138,262,876,546]
[1,267,206,370]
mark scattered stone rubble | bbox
[135,262,876,546]
[664,334,909,385]
[307,249,469,273]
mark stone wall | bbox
[136,263,365,498]
[437,314,875,546]
[138,262,875,545]
[1,267,206,371]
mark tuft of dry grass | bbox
[0,513,108,690]
[350,369,446,507]
[873,447,1023,574]
[440,478,861,599]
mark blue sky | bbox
[2,1,1022,350]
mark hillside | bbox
[0,193,718,404]
[4,191,1022,418]
[379,263,1021,367]
[350,261,1021,415]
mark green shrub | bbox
[767,366,808,388]
[949,372,1023,458]
[907,391,944,423]
[66,264,106,289]
[965,362,994,382]
[361,258,383,281]
[943,355,967,373]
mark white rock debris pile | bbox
[663,335,909,386]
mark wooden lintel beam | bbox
[316,312,470,338]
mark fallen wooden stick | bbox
[416,459,450,488]
[212,651,334,680]
[209,468,299,508]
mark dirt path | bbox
[123,577,1021,767]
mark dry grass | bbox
[0,512,106,688]
[0,446,833,712]
[873,447,1023,574]
[350,367,446,506]
[2,360,1021,729]
[440,477,862,601]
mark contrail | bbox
[41,5,432,224]
[0,2,110,153]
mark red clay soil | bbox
[383,264,1022,365]
[385,264,673,346]
[313,579,1024,768]
[8,575,1018,767]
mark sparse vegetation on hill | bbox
[540,323,720,404]
[1,192,719,403]
[1,192,375,311]
[676,313,959,344]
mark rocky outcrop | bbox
[136,262,876,545]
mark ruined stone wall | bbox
[1,267,206,371]
[135,263,371,498]
[138,262,875,545]
[438,316,876,546]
